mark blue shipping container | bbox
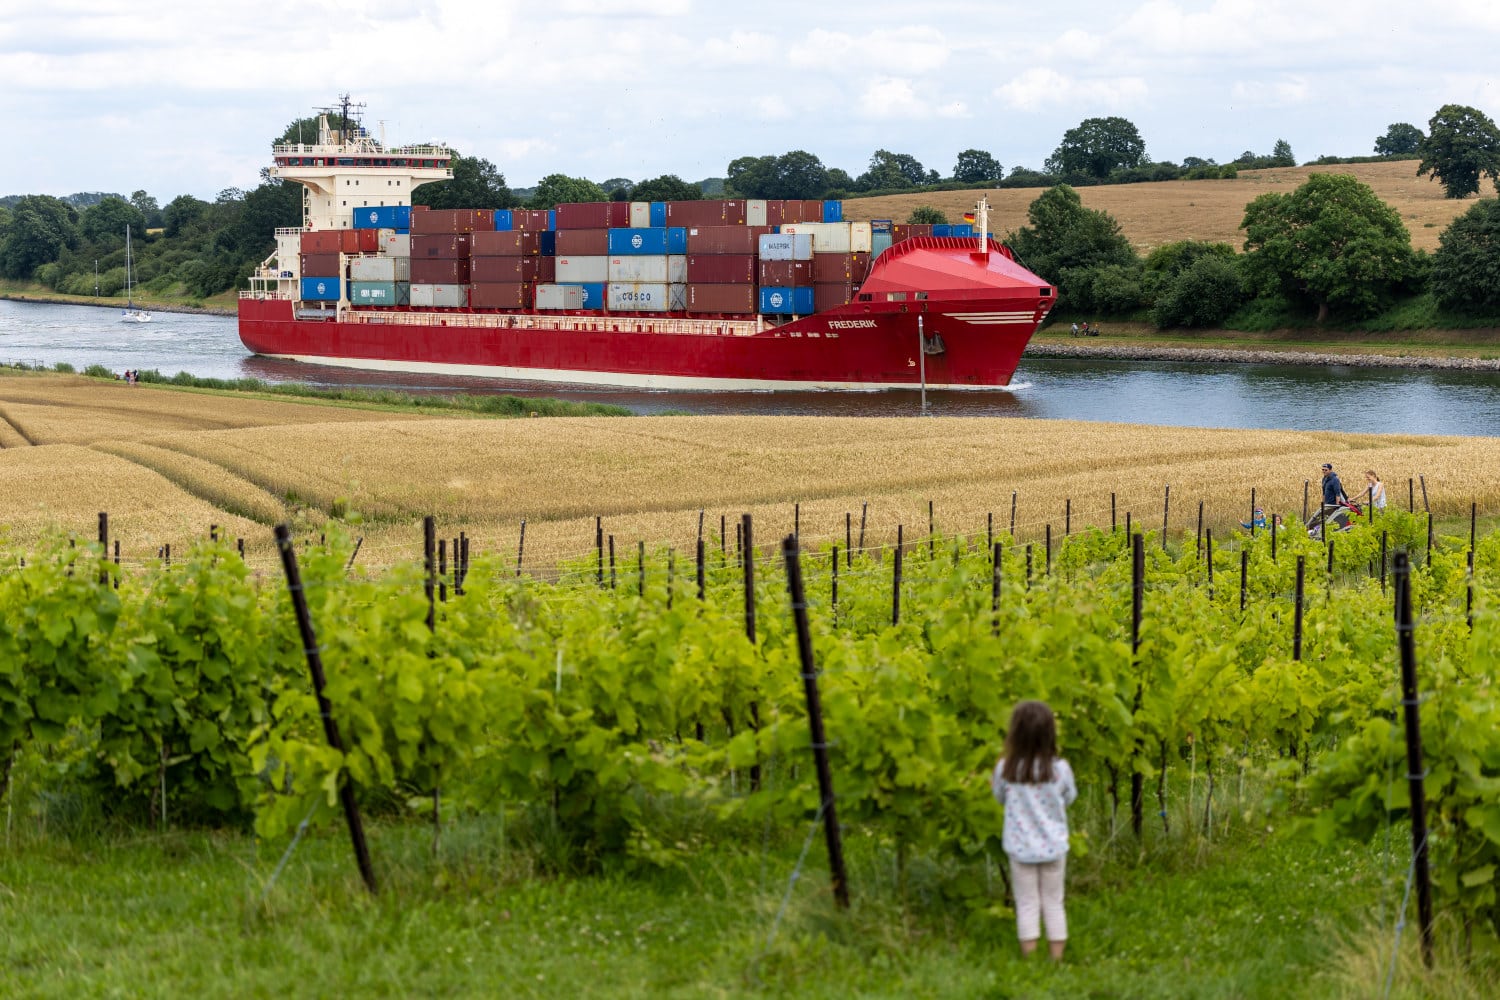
[607,228,687,255]
[538,231,557,256]
[759,286,814,315]
[649,202,666,227]
[494,210,513,231]
[557,282,607,309]
[301,276,341,301]
[951,223,974,237]
[822,200,843,223]
[548,210,557,231]
[352,205,412,230]
[932,224,952,237]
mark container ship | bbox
[240,110,1055,390]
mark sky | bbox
[2,0,1497,202]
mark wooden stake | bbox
[1394,552,1435,968]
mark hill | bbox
[842,160,1470,254]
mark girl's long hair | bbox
[1001,700,1058,784]
[1365,469,1381,482]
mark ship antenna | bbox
[977,196,989,251]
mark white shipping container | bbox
[535,284,586,310]
[745,199,767,227]
[758,233,814,261]
[410,283,468,308]
[555,255,610,283]
[350,256,410,282]
[379,233,411,257]
[608,255,669,282]
[607,282,686,311]
[781,222,851,254]
[850,222,872,253]
[667,255,687,283]
[629,202,651,228]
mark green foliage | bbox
[0,195,79,279]
[83,364,114,379]
[627,175,701,202]
[726,151,830,200]
[1430,198,1500,313]
[1006,184,1138,312]
[1144,241,1245,329]
[953,150,1003,185]
[528,174,607,209]
[1240,173,1416,321]
[1376,123,1425,157]
[78,197,146,247]
[906,206,947,225]
[1418,104,1500,199]
[1046,117,1147,179]
[859,150,928,190]
[414,155,517,211]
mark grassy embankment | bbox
[0,277,237,314]
[3,371,1497,570]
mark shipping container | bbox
[798,200,825,223]
[822,200,843,223]
[810,251,871,283]
[780,222,852,254]
[758,286,814,315]
[409,283,468,308]
[871,232,894,256]
[932,224,951,237]
[493,209,513,231]
[300,276,341,301]
[664,199,746,227]
[350,256,411,282]
[555,282,606,308]
[649,202,666,227]
[685,225,773,255]
[410,208,493,234]
[471,255,555,284]
[608,255,668,283]
[300,231,342,254]
[765,200,787,226]
[759,232,814,261]
[335,229,379,254]
[554,229,611,255]
[411,258,471,284]
[951,224,975,237]
[628,202,651,228]
[379,232,411,257]
[535,284,586,310]
[606,228,688,256]
[813,282,855,312]
[470,282,531,310]
[300,253,341,277]
[511,209,554,231]
[685,254,755,284]
[758,260,812,287]
[554,201,630,229]
[350,281,410,307]
[607,282,686,312]
[410,233,472,259]
[555,256,609,283]
[746,199,767,227]
[471,230,542,256]
[352,205,412,230]
[686,283,757,314]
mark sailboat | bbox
[120,225,151,323]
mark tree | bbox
[1271,139,1295,167]
[78,196,147,246]
[1142,240,1237,298]
[415,154,517,210]
[130,190,162,229]
[0,195,79,279]
[1149,251,1245,329]
[1240,173,1414,321]
[824,167,854,193]
[1006,184,1138,313]
[1045,117,1147,179]
[725,155,777,198]
[628,175,701,202]
[1429,198,1500,313]
[600,177,634,195]
[907,206,948,225]
[528,174,607,209]
[1375,123,1425,157]
[1417,104,1500,199]
[274,116,325,148]
[858,149,927,190]
[162,194,208,238]
[772,151,829,200]
[953,149,1003,184]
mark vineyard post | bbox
[97,512,108,586]
[1162,484,1170,545]
[1066,498,1071,537]
[346,538,363,573]
[274,524,377,895]
[699,509,705,548]
[1271,512,1278,562]
[721,514,727,563]
[1293,557,1305,661]
[210,523,217,542]
[1368,486,1375,522]
[516,519,526,578]
[831,545,839,614]
[113,539,120,588]
[424,516,436,631]
[742,513,762,792]
[1250,488,1256,537]
[638,540,646,597]
[1025,543,1033,590]
[237,538,244,560]
[1045,524,1052,576]
[596,517,604,587]
[781,534,851,909]
[667,549,675,610]
[609,536,617,589]
[1466,550,1474,631]
[696,538,706,600]
[1206,527,1215,598]
[1327,539,1335,580]
[1111,492,1117,533]
[459,534,469,593]
[1010,491,1017,539]
[1304,481,1310,523]
[893,525,904,625]
[1381,530,1388,594]
[1130,532,1145,839]
[438,539,447,603]
[846,512,853,566]
[1421,475,1432,559]
[859,502,868,552]
[929,500,935,558]
[987,512,993,551]
[1408,477,1414,513]
[991,541,1002,636]
[165,543,170,568]
[1470,501,1477,554]
[1394,551,1435,968]
[735,521,742,560]
[1196,501,1203,556]
[1239,550,1248,612]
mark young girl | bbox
[991,700,1077,960]
[1365,470,1387,510]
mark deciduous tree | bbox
[628,175,701,202]
[1006,184,1139,313]
[907,206,947,225]
[1374,123,1424,157]
[416,155,517,210]
[1429,198,1500,313]
[1045,117,1147,179]
[858,149,927,190]
[78,196,146,246]
[526,174,606,209]
[1417,104,1500,198]
[952,149,1003,184]
[0,195,79,279]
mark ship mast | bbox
[976,196,990,252]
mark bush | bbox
[83,364,114,379]
[1151,255,1246,329]
[52,361,75,373]
[1083,263,1147,315]
[907,206,948,225]
[1430,198,1500,313]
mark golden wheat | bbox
[92,441,288,524]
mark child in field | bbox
[991,700,1077,961]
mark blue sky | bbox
[1,0,1496,200]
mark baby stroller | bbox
[1308,499,1362,540]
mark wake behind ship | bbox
[240,109,1056,390]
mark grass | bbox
[0,278,234,314]
[1,783,1489,998]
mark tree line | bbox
[3,104,1499,305]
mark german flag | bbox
[962,211,976,224]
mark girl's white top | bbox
[992,757,1077,863]
[1371,482,1387,509]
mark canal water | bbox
[3,299,1497,436]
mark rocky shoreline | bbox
[0,293,234,317]
[1024,339,1500,371]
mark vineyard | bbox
[2,492,1498,995]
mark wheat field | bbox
[845,161,1470,254]
[3,375,1496,572]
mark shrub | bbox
[83,364,114,379]
[52,361,75,373]
[1430,198,1500,313]
[1152,255,1246,329]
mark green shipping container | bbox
[350,281,410,307]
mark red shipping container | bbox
[339,229,379,254]
[299,253,341,277]
[684,225,772,254]
[410,208,492,234]
[554,228,611,255]
[410,234,471,259]
[811,252,872,283]
[665,199,747,227]
[470,282,530,309]
[411,258,471,284]
[471,256,555,283]
[300,231,342,254]
[686,284,757,314]
[813,282,855,312]
[554,202,629,229]
[764,200,786,226]
[513,209,553,231]
[686,254,755,284]
[759,260,812,286]
[471,230,540,256]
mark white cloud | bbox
[994,68,1149,112]
[1230,77,1311,107]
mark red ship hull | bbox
[238,238,1054,390]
